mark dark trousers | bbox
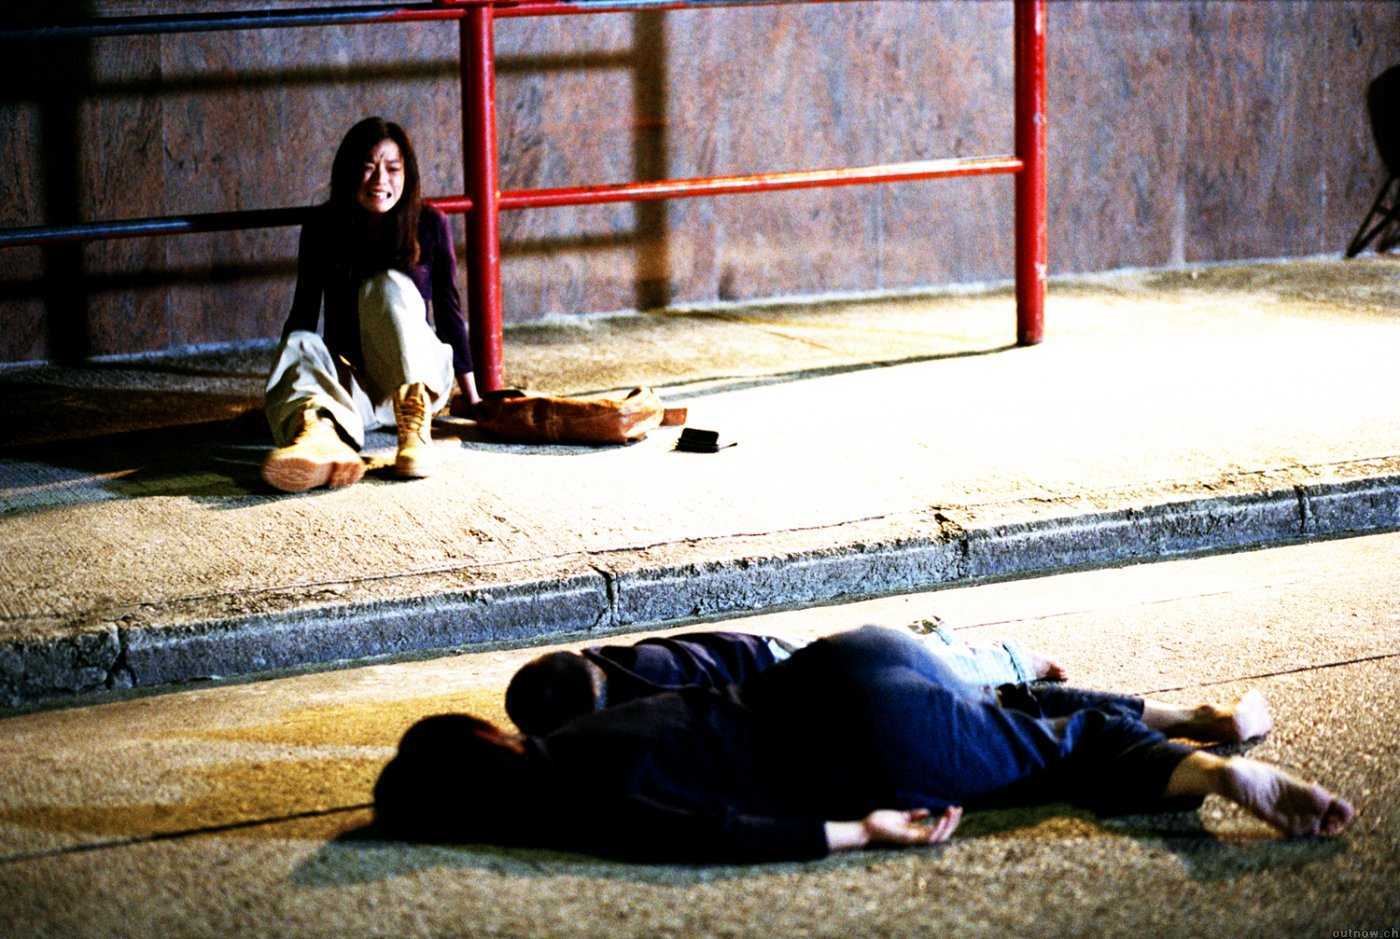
[743,626,1198,817]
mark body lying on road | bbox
[374,626,1354,863]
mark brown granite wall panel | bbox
[494,3,1018,318]
[495,12,650,317]
[1322,2,1400,254]
[867,3,1015,290]
[674,5,878,304]
[1049,2,1189,273]
[0,97,48,363]
[2,2,1398,364]
[157,20,464,348]
[0,18,170,362]
[81,34,171,359]
[158,25,302,351]
[1185,1,1331,262]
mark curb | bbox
[4,467,1399,709]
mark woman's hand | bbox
[450,371,483,417]
[458,371,482,407]
[824,806,962,852]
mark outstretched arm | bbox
[572,797,960,864]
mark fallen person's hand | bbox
[825,806,961,852]
[865,806,962,846]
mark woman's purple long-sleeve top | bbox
[280,204,472,377]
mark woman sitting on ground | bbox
[262,116,480,493]
[374,626,1354,864]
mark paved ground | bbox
[0,256,1398,706]
[1,532,1397,937]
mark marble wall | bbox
[1,1,1396,363]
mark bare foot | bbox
[1224,690,1273,742]
[1220,757,1356,837]
[1196,690,1274,743]
[1149,691,1275,743]
[1025,648,1067,682]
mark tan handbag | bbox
[468,387,686,445]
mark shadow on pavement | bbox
[1100,817,1350,883]
[579,343,1018,402]
[289,801,1348,890]
[291,821,824,888]
[0,384,261,449]
[0,412,272,514]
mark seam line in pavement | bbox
[0,803,373,867]
[1137,651,1400,696]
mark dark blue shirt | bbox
[581,632,789,706]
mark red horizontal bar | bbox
[425,196,475,215]
[497,156,1023,209]
[495,0,859,19]
[437,156,1022,212]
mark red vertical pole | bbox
[1013,0,1046,346]
[462,4,504,391]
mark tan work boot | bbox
[261,404,365,493]
[392,382,436,478]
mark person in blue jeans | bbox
[377,627,1351,863]
[504,623,1270,749]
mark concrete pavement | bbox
[1,256,1398,706]
[1,532,1397,937]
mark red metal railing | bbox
[0,0,1047,387]
[1013,0,1047,346]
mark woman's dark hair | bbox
[505,652,603,737]
[328,116,423,276]
[374,714,538,843]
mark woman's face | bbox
[356,138,405,214]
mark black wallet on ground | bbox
[675,427,734,453]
